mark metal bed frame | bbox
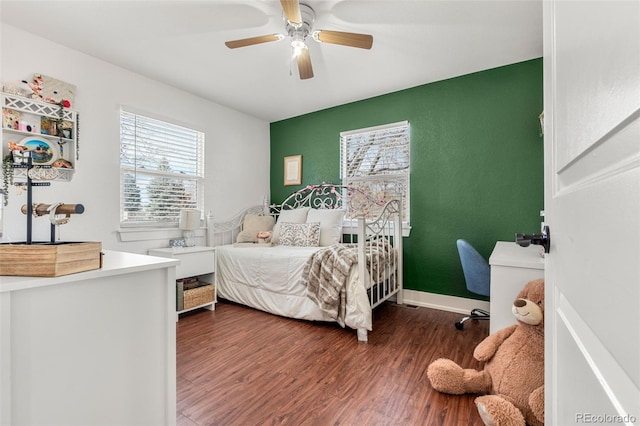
[207,183,404,341]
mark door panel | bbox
[544,1,640,424]
[557,322,618,423]
[556,166,640,384]
[554,1,640,168]
[558,293,640,420]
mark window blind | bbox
[120,109,205,224]
[340,121,410,221]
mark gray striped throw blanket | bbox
[304,244,357,327]
[304,240,394,327]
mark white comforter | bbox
[216,244,372,331]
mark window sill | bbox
[342,219,411,237]
[117,227,206,242]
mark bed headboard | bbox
[208,183,403,246]
[206,204,267,247]
[273,183,400,223]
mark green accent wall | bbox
[270,58,543,299]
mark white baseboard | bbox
[401,289,489,315]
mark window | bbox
[120,108,205,225]
[340,121,410,222]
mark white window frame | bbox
[340,120,410,227]
[119,107,205,228]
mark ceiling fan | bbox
[224,0,373,80]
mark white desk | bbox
[489,241,545,333]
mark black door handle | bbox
[515,225,550,253]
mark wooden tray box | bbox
[0,241,102,277]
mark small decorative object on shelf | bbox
[55,99,72,159]
[169,238,186,248]
[2,154,13,206]
[1,81,32,98]
[538,111,544,137]
[21,73,76,106]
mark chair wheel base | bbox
[455,309,490,330]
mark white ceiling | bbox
[1,0,543,122]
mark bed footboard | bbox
[295,184,404,342]
[347,197,404,314]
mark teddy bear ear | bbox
[518,279,544,300]
[529,279,545,300]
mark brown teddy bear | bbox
[427,279,545,426]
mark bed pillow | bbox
[236,213,276,243]
[272,207,311,244]
[278,222,321,247]
[307,208,346,246]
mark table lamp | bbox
[179,208,201,247]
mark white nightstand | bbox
[148,246,216,319]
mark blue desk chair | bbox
[455,239,490,330]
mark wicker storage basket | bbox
[183,283,214,310]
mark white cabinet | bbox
[0,250,178,426]
[489,241,545,333]
[148,246,216,318]
[2,93,79,182]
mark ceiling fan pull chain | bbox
[289,45,297,77]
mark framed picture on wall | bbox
[284,155,302,186]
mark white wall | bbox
[1,24,270,253]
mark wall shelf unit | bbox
[2,92,79,182]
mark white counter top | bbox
[489,241,545,270]
[0,250,179,293]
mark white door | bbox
[544,1,640,424]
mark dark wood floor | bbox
[177,300,489,426]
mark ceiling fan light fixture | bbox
[291,39,307,57]
[224,1,373,80]
[285,18,303,29]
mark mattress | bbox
[216,244,372,330]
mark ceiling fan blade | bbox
[314,30,373,49]
[281,0,302,25]
[296,49,314,80]
[225,34,283,49]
